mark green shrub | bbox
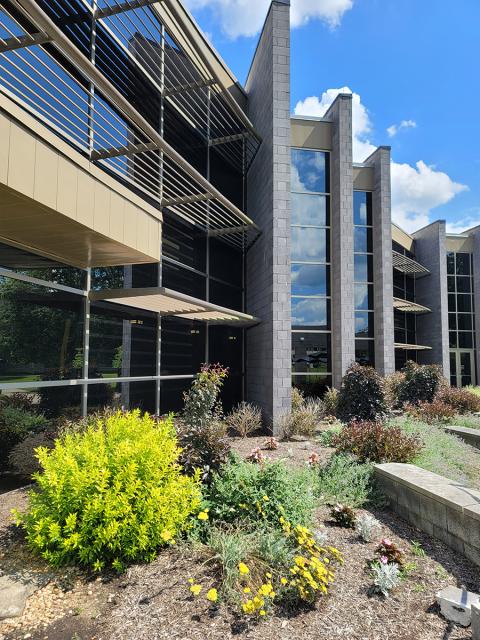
[177,418,230,483]
[207,457,317,529]
[337,363,387,423]
[291,387,305,412]
[226,402,262,437]
[16,410,202,572]
[398,361,443,406]
[437,386,480,414]
[182,363,229,428]
[317,454,374,508]
[332,420,423,463]
[405,399,456,424]
[8,432,55,477]
[384,372,406,410]
[323,387,339,417]
[280,397,324,440]
[0,405,49,470]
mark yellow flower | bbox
[197,511,209,521]
[161,529,172,542]
[243,587,251,594]
[262,495,269,501]
[280,577,288,585]
[239,562,250,575]
[259,609,266,616]
[266,572,272,579]
[206,588,218,602]
[190,584,202,596]
[188,578,194,584]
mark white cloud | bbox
[184,0,353,39]
[294,87,468,233]
[387,119,417,138]
[446,216,480,234]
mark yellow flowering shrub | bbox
[15,410,202,571]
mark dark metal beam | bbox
[209,131,249,147]
[91,141,158,161]
[0,31,51,53]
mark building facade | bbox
[0,0,478,433]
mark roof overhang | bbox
[394,343,432,351]
[393,297,431,314]
[89,287,260,326]
[392,251,430,278]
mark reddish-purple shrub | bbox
[375,538,405,567]
[332,420,423,463]
[405,399,455,424]
[437,387,480,415]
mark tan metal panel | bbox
[391,223,414,252]
[93,181,111,236]
[109,191,125,243]
[8,124,35,197]
[76,171,95,228]
[56,155,78,220]
[136,212,149,255]
[0,114,10,183]
[34,142,59,209]
[353,166,374,191]
[291,118,332,150]
[123,201,138,250]
[148,215,160,259]
[445,235,474,253]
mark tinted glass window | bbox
[354,284,373,311]
[291,227,328,263]
[292,298,330,329]
[161,318,205,376]
[355,340,375,367]
[291,149,328,193]
[162,215,206,271]
[456,253,471,275]
[292,375,331,398]
[209,281,243,311]
[354,254,373,283]
[291,264,329,297]
[162,262,206,299]
[291,193,329,226]
[353,191,372,226]
[0,277,84,382]
[292,333,331,374]
[209,238,243,287]
[355,311,374,338]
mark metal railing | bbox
[0,0,260,248]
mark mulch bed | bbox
[0,436,478,640]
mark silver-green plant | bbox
[372,562,401,597]
[356,513,380,543]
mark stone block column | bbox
[412,221,450,378]
[245,0,291,431]
[365,146,395,376]
[467,226,480,384]
[325,94,355,388]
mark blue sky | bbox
[185,0,480,233]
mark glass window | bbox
[291,227,328,263]
[161,318,205,376]
[291,264,329,297]
[292,333,331,374]
[458,332,473,348]
[449,314,457,330]
[354,254,373,283]
[292,375,331,398]
[457,314,473,331]
[353,191,372,226]
[456,276,471,293]
[355,312,374,338]
[161,378,193,414]
[209,238,243,287]
[448,294,456,312]
[162,261,206,299]
[0,242,86,289]
[209,280,243,312]
[0,277,84,383]
[162,215,206,271]
[354,284,373,311]
[354,227,372,253]
[449,332,457,348]
[291,149,328,193]
[447,276,456,293]
[208,326,243,374]
[446,252,455,275]
[355,340,375,367]
[291,193,329,226]
[89,301,156,378]
[456,253,471,275]
[292,298,329,329]
[457,295,472,313]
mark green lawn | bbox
[0,374,39,383]
[391,415,480,489]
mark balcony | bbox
[0,0,260,267]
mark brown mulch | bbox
[229,434,333,468]
[0,437,478,640]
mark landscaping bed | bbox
[0,436,478,640]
